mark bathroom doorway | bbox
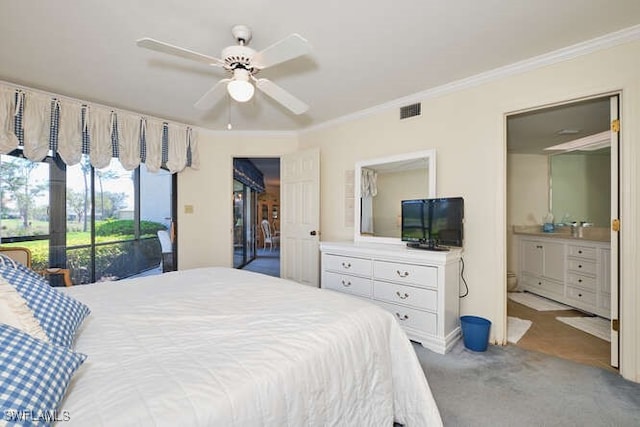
[505,94,620,370]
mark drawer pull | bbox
[578,293,583,297]
[578,250,583,254]
[395,313,409,321]
[341,262,352,269]
[536,245,543,249]
[396,270,410,278]
[538,281,542,285]
[578,279,583,283]
[341,279,352,287]
[578,265,582,269]
[396,291,409,300]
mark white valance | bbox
[0,83,199,174]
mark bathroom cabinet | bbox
[319,241,462,354]
[517,235,610,318]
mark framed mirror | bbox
[354,150,436,244]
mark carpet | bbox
[507,316,532,343]
[508,292,572,311]
[414,340,640,426]
[556,316,611,342]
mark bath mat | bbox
[508,292,572,311]
[556,316,611,342]
[507,316,532,343]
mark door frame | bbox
[502,91,621,368]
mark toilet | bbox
[507,271,518,291]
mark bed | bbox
[1,263,442,426]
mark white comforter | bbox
[60,268,442,426]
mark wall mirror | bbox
[549,147,610,227]
[354,150,436,244]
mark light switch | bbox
[184,204,194,214]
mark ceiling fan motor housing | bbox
[222,45,256,73]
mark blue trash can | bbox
[460,315,491,352]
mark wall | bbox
[507,153,548,273]
[299,40,640,381]
[177,131,298,269]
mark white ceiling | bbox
[507,96,611,154]
[1,1,639,133]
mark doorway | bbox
[505,94,619,371]
[232,157,280,277]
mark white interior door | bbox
[281,148,320,286]
[609,95,620,368]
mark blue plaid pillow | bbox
[0,324,86,427]
[0,255,90,348]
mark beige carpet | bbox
[508,292,572,311]
[507,316,532,343]
[556,316,611,342]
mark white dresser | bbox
[319,241,463,354]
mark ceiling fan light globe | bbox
[227,80,255,102]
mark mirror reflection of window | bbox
[354,150,436,243]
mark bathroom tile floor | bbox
[508,299,615,372]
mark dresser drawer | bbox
[373,260,437,288]
[323,271,372,297]
[373,281,437,311]
[566,272,597,291]
[566,286,597,306]
[323,254,372,276]
[567,245,597,260]
[567,259,596,275]
[374,300,437,335]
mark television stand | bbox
[406,242,450,252]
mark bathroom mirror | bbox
[549,147,610,227]
[354,150,436,244]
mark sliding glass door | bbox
[233,179,257,268]
[1,151,175,284]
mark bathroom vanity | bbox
[514,226,610,318]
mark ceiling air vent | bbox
[400,103,421,120]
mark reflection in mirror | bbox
[355,150,436,243]
[550,146,610,227]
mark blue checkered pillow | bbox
[0,255,90,348]
[0,324,86,427]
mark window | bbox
[0,152,175,284]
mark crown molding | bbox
[301,24,640,135]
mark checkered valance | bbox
[0,85,199,173]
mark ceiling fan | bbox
[136,25,311,115]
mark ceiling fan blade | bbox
[252,34,311,70]
[194,79,232,110]
[255,78,308,115]
[136,38,224,67]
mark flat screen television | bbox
[401,197,464,250]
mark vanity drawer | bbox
[567,259,596,275]
[373,281,437,311]
[323,272,372,297]
[323,254,372,276]
[373,260,437,288]
[374,300,437,335]
[567,272,597,291]
[567,245,597,260]
[521,273,563,297]
[566,286,597,306]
